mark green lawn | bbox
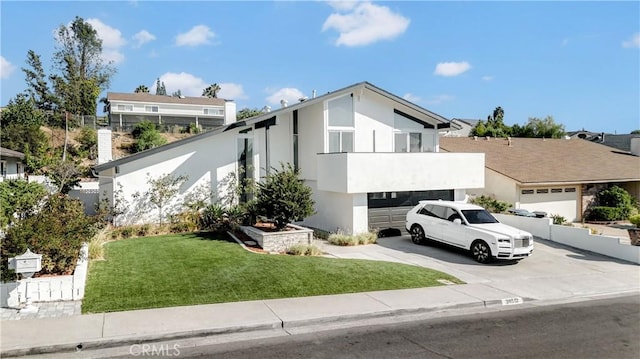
[82,232,463,313]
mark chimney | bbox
[312,90,317,98]
[97,128,113,164]
[631,137,640,156]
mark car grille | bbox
[514,238,531,248]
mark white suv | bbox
[405,200,534,263]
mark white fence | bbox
[494,214,640,264]
[1,244,89,307]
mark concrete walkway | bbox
[1,237,638,357]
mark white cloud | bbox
[622,33,640,48]
[132,30,156,48]
[403,93,421,103]
[86,18,126,64]
[434,61,471,77]
[322,1,410,47]
[0,56,16,79]
[482,75,493,81]
[266,87,306,106]
[425,94,453,105]
[175,25,216,47]
[218,83,248,100]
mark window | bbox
[237,133,254,203]
[394,132,422,152]
[116,104,133,111]
[203,108,223,116]
[521,189,534,194]
[145,105,159,112]
[293,110,299,171]
[551,188,563,193]
[328,130,354,152]
[537,189,549,194]
[565,188,576,193]
[327,95,353,127]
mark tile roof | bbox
[107,92,227,106]
[0,147,25,159]
[439,137,640,184]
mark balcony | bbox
[316,152,484,194]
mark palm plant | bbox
[134,85,150,93]
[202,83,221,98]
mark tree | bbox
[47,159,82,194]
[139,173,189,225]
[631,130,640,135]
[131,120,167,152]
[172,89,183,97]
[155,78,166,95]
[51,16,115,117]
[513,116,565,138]
[470,106,510,138]
[0,180,48,228]
[254,163,315,230]
[237,107,264,120]
[134,85,150,93]
[22,50,59,120]
[202,83,221,98]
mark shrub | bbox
[201,203,225,230]
[629,214,640,228]
[328,233,358,246]
[132,120,167,152]
[551,214,566,225]
[254,163,315,231]
[356,232,377,245]
[470,195,511,213]
[287,244,322,256]
[1,194,97,281]
[0,180,48,228]
[587,206,621,222]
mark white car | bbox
[405,200,534,263]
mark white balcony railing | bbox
[316,152,484,194]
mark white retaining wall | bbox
[1,243,89,307]
[494,214,640,264]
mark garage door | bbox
[368,190,453,231]
[519,187,578,221]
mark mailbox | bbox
[8,248,42,276]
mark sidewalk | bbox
[1,237,638,357]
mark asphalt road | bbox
[174,295,639,359]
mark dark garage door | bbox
[367,190,453,232]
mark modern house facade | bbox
[0,147,25,181]
[94,82,485,234]
[440,136,640,222]
[106,92,237,131]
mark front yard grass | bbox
[82,232,463,313]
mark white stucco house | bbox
[0,147,25,181]
[94,82,485,234]
[106,92,237,131]
[440,136,640,222]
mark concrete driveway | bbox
[317,235,640,302]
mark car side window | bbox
[430,205,448,220]
[445,208,461,222]
[418,204,435,217]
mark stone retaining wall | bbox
[240,224,313,253]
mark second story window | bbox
[394,132,422,152]
[116,104,133,111]
[203,108,224,115]
[327,94,354,152]
[145,105,159,112]
[328,130,354,152]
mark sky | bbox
[1,1,639,134]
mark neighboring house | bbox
[567,130,640,153]
[94,82,485,234]
[440,136,640,222]
[106,92,237,131]
[0,147,25,181]
[440,118,479,137]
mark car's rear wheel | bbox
[410,225,425,244]
[471,240,492,263]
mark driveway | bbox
[317,235,640,302]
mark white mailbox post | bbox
[7,248,42,313]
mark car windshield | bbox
[461,209,499,224]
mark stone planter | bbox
[628,228,640,246]
[240,224,313,253]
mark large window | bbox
[327,95,354,153]
[237,132,254,202]
[203,108,223,115]
[393,112,424,152]
[116,104,133,111]
[145,105,159,113]
[328,131,354,152]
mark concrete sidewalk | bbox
[1,237,638,357]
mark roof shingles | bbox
[439,137,640,184]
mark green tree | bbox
[254,163,315,230]
[202,83,221,98]
[134,85,150,93]
[470,106,510,138]
[172,89,183,97]
[77,127,97,159]
[22,50,60,120]
[51,16,115,117]
[131,120,167,152]
[155,78,166,95]
[237,107,264,120]
[47,159,82,194]
[136,173,188,225]
[0,180,48,228]
[520,116,565,138]
[630,129,640,135]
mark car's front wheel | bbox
[471,240,492,263]
[410,225,425,244]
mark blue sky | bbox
[1,1,639,133]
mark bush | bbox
[470,195,511,213]
[586,206,621,221]
[356,232,377,245]
[287,244,322,256]
[0,194,98,281]
[132,120,167,152]
[328,232,377,246]
[551,214,566,225]
[254,163,315,230]
[629,214,640,228]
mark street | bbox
[173,295,639,359]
